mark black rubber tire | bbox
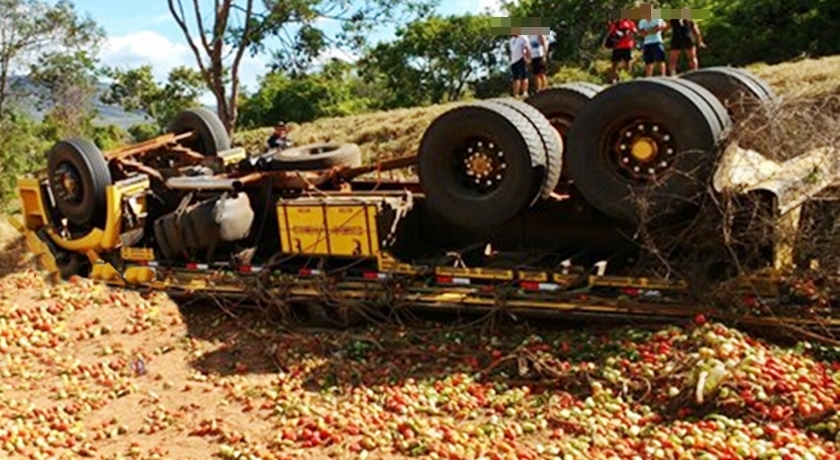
[272,143,362,170]
[417,102,547,229]
[564,82,605,94]
[154,213,186,261]
[486,97,563,199]
[47,138,112,228]
[721,67,775,100]
[566,78,725,223]
[55,252,90,281]
[679,67,772,123]
[168,107,231,156]
[153,219,173,261]
[524,83,601,140]
[654,77,732,135]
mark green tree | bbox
[0,111,51,210]
[29,50,103,140]
[166,0,435,134]
[102,65,205,130]
[238,59,374,129]
[702,0,840,66]
[0,0,103,118]
[359,13,504,108]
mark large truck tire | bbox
[524,82,603,143]
[565,78,727,223]
[47,138,112,228]
[168,107,231,156]
[272,143,362,170]
[485,97,563,199]
[679,67,774,123]
[720,66,775,100]
[659,77,732,134]
[417,102,548,230]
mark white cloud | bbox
[315,47,360,65]
[100,30,193,79]
[99,30,270,107]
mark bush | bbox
[91,124,130,150]
[129,123,161,143]
[0,114,52,212]
[549,65,605,85]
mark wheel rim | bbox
[548,115,572,140]
[458,138,506,193]
[607,119,677,182]
[53,162,85,204]
[312,146,338,155]
[285,145,339,157]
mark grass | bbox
[233,103,461,164]
[233,55,840,162]
[747,55,840,99]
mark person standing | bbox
[529,33,549,92]
[606,18,637,84]
[668,9,706,75]
[509,28,531,98]
[638,3,667,77]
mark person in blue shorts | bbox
[509,28,531,98]
[637,3,667,77]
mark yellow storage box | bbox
[276,194,409,258]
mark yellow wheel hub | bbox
[468,155,493,177]
[62,174,78,196]
[630,137,657,162]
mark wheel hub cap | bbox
[630,137,657,162]
[467,154,493,177]
[62,173,78,196]
[55,164,83,203]
[614,121,677,182]
[463,140,506,190]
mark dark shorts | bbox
[531,57,546,75]
[670,38,695,51]
[511,59,527,80]
[643,43,666,63]
[611,48,632,62]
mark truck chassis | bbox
[13,68,840,338]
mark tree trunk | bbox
[212,88,232,134]
[0,59,9,117]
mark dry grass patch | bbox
[233,103,461,162]
[747,55,840,99]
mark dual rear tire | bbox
[417,100,561,229]
[419,67,774,227]
[565,77,730,222]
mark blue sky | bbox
[67,0,507,100]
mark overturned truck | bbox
[14,67,840,331]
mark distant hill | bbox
[6,76,152,130]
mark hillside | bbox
[1,56,840,460]
[233,55,840,161]
[6,76,152,130]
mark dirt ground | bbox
[0,232,838,459]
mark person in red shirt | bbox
[606,18,637,84]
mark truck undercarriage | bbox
[13,68,840,338]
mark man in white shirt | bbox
[529,34,548,92]
[509,28,531,98]
[638,3,668,77]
